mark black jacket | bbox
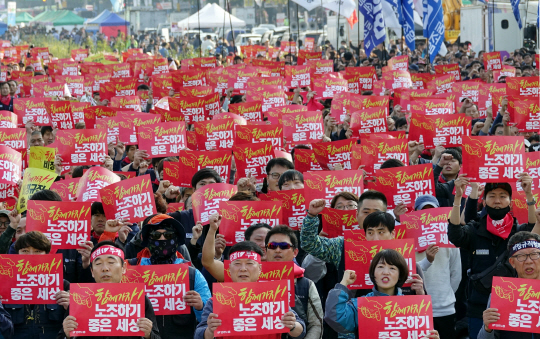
[448,215,534,318]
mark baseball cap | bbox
[484,183,512,198]
[414,195,440,211]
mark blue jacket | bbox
[0,302,13,339]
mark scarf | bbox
[0,94,11,107]
[147,238,179,265]
[486,212,514,239]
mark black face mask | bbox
[486,205,511,220]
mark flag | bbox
[510,0,522,28]
[323,0,357,19]
[400,0,416,51]
[423,0,445,63]
[347,10,359,29]
[291,0,321,11]
[359,0,387,57]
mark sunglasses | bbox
[149,230,176,240]
[267,242,293,250]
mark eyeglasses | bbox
[335,204,358,210]
[269,172,281,180]
[149,230,176,240]
[512,252,540,262]
[267,242,293,250]
[0,222,8,228]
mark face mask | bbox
[486,205,511,220]
[148,238,179,265]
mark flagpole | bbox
[296,3,300,58]
[492,1,496,51]
[288,0,292,46]
[197,0,201,57]
[357,7,360,53]
[337,0,341,49]
[401,27,404,55]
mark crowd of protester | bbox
[0,27,537,339]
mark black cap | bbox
[484,183,512,198]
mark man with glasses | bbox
[0,210,10,236]
[262,158,294,193]
[479,231,540,338]
[265,225,323,339]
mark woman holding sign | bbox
[324,249,440,339]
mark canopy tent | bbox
[85,9,111,32]
[100,13,130,37]
[30,10,85,31]
[177,3,246,29]
[16,12,34,24]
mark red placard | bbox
[312,77,348,100]
[167,150,232,186]
[312,139,356,170]
[26,200,91,249]
[282,111,324,149]
[461,136,525,182]
[55,75,85,97]
[251,60,285,77]
[411,73,437,90]
[284,65,311,88]
[246,85,287,113]
[452,81,481,104]
[0,111,17,128]
[191,183,238,224]
[304,170,364,208]
[84,73,112,93]
[321,208,359,238]
[258,189,306,230]
[76,167,121,202]
[213,281,289,337]
[400,207,455,251]
[232,142,274,181]
[33,82,70,98]
[427,74,455,94]
[382,69,412,91]
[53,129,107,166]
[121,264,190,315]
[49,177,81,202]
[308,59,333,75]
[525,152,540,190]
[345,67,376,93]
[168,96,207,124]
[493,65,516,81]
[71,48,89,62]
[350,107,388,134]
[354,139,408,177]
[434,63,461,81]
[166,202,185,213]
[138,122,186,158]
[69,283,145,337]
[410,98,453,116]
[511,189,540,224]
[369,164,435,209]
[506,77,539,96]
[220,200,283,245]
[357,295,433,337]
[110,96,142,112]
[294,148,323,173]
[229,101,263,122]
[235,125,283,149]
[478,83,506,119]
[14,97,49,126]
[100,175,157,222]
[0,146,21,186]
[408,113,471,149]
[99,78,138,101]
[0,254,63,304]
[484,51,502,70]
[45,101,75,130]
[71,102,91,125]
[265,105,307,125]
[344,238,416,289]
[214,112,247,126]
[194,118,235,150]
[512,100,540,132]
[388,55,408,71]
[0,128,26,150]
[489,277,540,333]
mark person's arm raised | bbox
[201,213,225,282]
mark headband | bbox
[510,240,540,257]
[229,251,261,264]
[91,246,125,263]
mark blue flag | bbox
[359,0,386,57]
[424,0,444,63]
[510,0,523,29]
[400,0,416,51]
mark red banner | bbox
[354,139,408,177]
[400,207,455,251]
[462,136,525,182]
[312,139,356,170]
[294,149,322,173]
[410,98,453,116]
[427,74,455,94]
[308,59,333,75]
[350,107,388,134]
[49,177,81,202]
[0,128,26,150]
[110,96,141,112]
[69,283,145,337]
[452,81,481,104]
[220,200,282,245]
[489,277,540,333]
[282,111,324,149]
[53,129,107,166]
[14,98,49,126]
[408,113,471,149]
[76,167,121,202]
[312,77,348,100]
[357,295,433,337]
[511,189,540,224]
[0,111,17,128]
[166,150,232,186]
[235,125,283,149]
[194,118,235,150]
[0,254,63,304]
[33,82,69,98]
[369,164,435,209]
[213,281,289,336]
[304,170,364,208]
[321,208,359,238]
[168,96,207,124]
[484,52,502,70]
[388,55,408,71]
[258,189,306,230]
[100,175,157,222]
[84,73,112,93]
[506,77,539,97]
[0,146,21,186]
[284,65,311,88]
[26,200,91,249]
[411,73,437,90]
[229,101,263,122]
[191,183,237,224]
[99,78,138,101]
[121,264,191,315]
[434,63,461,81]
[246,85,287,113]
[345,67,376,93]
[71,48,89,62]
[138,122,186,158]
[512,100,540,132]
[232,142,274,182]
[55,75,84,97]
[45,101,75,130]
[344,238,416,289]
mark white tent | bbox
[177,3,246,29]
